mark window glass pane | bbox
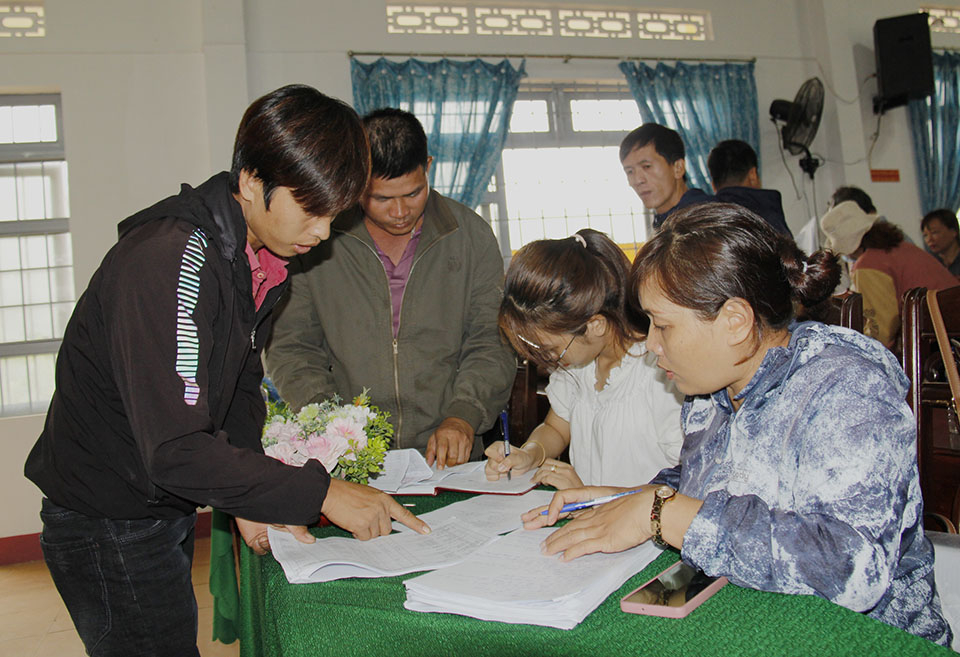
[0,270,23,306]
[27,353,57,408]
[0,307,25,342]
[0,106,12,143]
[52,301,74,337]
[44,161,69,218]
[509,100,549,133]
[0,356,30,413]
[38,104,57,142]
[46,233,72,266]
[501,145,648,248]
[24,303,53,340]
[22,268,50,304]
[16,162,47,219]
[20,234,48,268]
[0,164,17,221]
[49,267,74,303]
[0,237,20,270]
[570,99,642,132]
[11,105,41,143]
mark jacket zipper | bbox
[345,227,448,449]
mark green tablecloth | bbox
[215,492,953,657]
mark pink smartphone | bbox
[620,560,728,618]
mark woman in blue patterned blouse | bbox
[524,202,952,646]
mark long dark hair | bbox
[500,229,647,369]
[859,220,904,252]
[628,203,840,334]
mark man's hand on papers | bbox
[521,485,649,561]
[322,479,431,540]
[425,417,474,469]
[236,517,314,556]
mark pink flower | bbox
[264,441,306,467]
[322,417,368,457]
[264,417,300,445]
[301,431,349,472]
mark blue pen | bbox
[499,410,511,481]
[540,488,643,515]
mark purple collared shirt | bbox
[372,226,422,337]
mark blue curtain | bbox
[351,57,526,210]
[908,51,960,215]
[618,61,759,193]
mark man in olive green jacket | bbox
[265,108,516,467]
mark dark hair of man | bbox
[363,108,430,180]
[707,139,758,188]
[229,84,370,218]
[922,208,960,237]
[859,220,904,252]
[628,203,840,335]
[499,229,648,370]
[830,186,876,214]
[619,123,685,165]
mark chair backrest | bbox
[814,292,864,333]
[839,292,864,333]
[901,285,960,529]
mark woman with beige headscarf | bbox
[820,199,956,349]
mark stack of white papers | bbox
[404,528,660,629]
[270,490,557,583]
[368,449,538,495]
[268,519,492,583]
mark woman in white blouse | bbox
[485,229,684,488]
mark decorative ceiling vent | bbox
[924,5,960,34]
[0,3,44,38]
[386,4,712,41]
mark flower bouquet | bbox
[261,389,392,484]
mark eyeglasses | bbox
[517,333,578,367]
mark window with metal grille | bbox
[0,93,73,416]
[476,82,649,266]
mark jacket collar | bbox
[333,189,459,254]
[117,172,246,264]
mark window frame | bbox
[478,81,652,259]
[0,92,72,416]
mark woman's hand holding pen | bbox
[521,485,652,561]
[484,441,537,480]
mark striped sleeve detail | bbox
[174,229,208,406]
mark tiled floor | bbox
[0,537,239,657]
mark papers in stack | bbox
[269,490,557,583]
[367,448,538,495]
[268,519,492,583]
[404,528,660,630]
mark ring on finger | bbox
[550,464,557,472]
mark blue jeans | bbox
[39,498,201,657]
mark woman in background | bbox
[485,228,683,489]
[525,204,952,647]
[819,200,956,349]
[922,208,960,279]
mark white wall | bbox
[0,0,955,538]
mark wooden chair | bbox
[505,360,550,445]
[802,292,864,333]
[901,285,960,531]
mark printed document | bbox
[368,449,537,495]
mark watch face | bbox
[656,486,675,500]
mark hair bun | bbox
[780,241,840,308]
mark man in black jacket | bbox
[708,139,793,237]
[24,85,428,657]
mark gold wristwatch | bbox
[650,485,676,548]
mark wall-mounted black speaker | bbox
[873,13,934,113]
